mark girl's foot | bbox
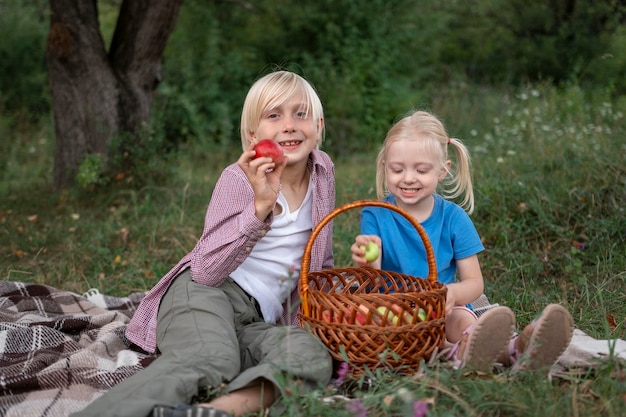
[509,303,574,373]
[447,306,515,373]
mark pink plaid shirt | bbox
[126,150,336,353]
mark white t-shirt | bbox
[230,182,313,323]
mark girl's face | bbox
[384,138,448,209]
[249,91,322,165]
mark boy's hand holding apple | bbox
[238,140,288,221]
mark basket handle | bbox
[300,200,438,315]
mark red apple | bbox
[253,139,284,163]
[321,310,334,323]
[347,305,368,325]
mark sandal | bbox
[153,405,233,417]
[510,303,574,373]
[446,306,515,373]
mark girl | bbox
[351,110,573,373]
[74,71,335,417]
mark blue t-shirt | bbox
[360,194,484,286]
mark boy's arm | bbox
[189,165,271,286]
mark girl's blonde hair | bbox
[375,110,475,213]
[240,71,325,150]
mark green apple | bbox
[360,241,380,262]
[376,306,398,325]
[417,308,427,321]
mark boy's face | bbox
[249,91,322,165]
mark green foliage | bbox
[3,0,624,186]
[154,0,250,150]
[0,0,49,116]
[106,124,178,187]
[235,0,426,155]
[153,0,427,156]
[76,154,106,189]
[150,0,626,162]
[434,0,626,87]
[583,25,626,94]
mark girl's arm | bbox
[445,254,484,313]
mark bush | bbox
[435,0,626,86]
[0,0,49,116]
[155,0,436,156]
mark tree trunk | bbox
[46,0,183,190]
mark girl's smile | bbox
[384,138,447,217]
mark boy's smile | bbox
[251,91,322,166]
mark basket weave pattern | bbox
[299,200,447,372]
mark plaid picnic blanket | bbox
[0,281,158,417]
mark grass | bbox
[1,83,625,416]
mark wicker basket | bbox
[299,200,447,374]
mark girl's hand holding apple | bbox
[351,235,382,267]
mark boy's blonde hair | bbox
[375,110,475,213]
[240,71,324,150]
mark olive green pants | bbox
[72,269,332,417]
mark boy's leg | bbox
[71,271,241,417]
[204,322,333,416]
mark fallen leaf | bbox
[606,314,617,330]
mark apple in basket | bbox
[321,310,334,323]
[376,305,400,325]
[253,139,284,163]
[374,304,429,325]
[394,304,429,322]
[346,305,368,325]
[321,306,368,325]
[400,305,428,322]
